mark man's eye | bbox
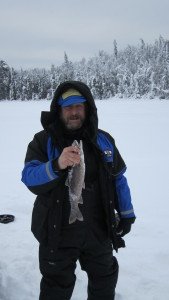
[77,105,84,109]
[64,107,71,111]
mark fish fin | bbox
[78,195,83,204]
[72,140,79,147]
[65,177,69,187]
[76,206,84,222]
[69,205,77,224]
[79,140,82,149]
[69,214,77,224]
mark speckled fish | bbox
[65,140,85,224]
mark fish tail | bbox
[76,206,83,222]
[69,205,83,224]
[69,205,78,224]
[69,212,77,224]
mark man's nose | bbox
[71,107,78,115]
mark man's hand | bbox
[116,217,136,237]
[58,146,80,170]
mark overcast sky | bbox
[0,0,169,69]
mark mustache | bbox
[69,115,81,120]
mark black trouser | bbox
[39,224,119,300]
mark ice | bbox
[0,98,169,299]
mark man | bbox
[22,81,135,300]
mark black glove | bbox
[116,236,126,248]
[116,217,135,237]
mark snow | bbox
[0,99,169,300]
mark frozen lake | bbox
[0,98,169,300]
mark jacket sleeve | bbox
[98,130,136,220]
[112,142,135,219]
[115,172,135,219]
[21,132,66,195]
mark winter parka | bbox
[21,81,135,252]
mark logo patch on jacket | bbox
[104,150,112,157]
[103,150,113,162]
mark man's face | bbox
[60,103,86,130]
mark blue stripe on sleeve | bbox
[115,174,135,218]
[21,160,59,187]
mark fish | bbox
[65,140,85,224]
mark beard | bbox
[61,114,85,130]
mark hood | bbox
[41,81,98,141]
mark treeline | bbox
[0,36,169,100]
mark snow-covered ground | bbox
[0,99,169,300]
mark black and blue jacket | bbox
[21,81,135,251]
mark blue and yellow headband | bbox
[58,88,86,107]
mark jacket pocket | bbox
[31,198,49,244]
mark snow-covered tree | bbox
[2,36,169,100]
[58,52,75,82]
[0,60,11,100]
